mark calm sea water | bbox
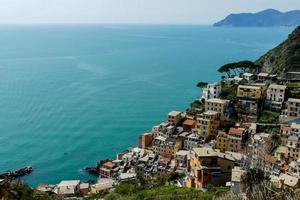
[0,25,293,186]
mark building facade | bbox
[215,131,228,153]
[196,111,220,139]
[205,98,229,118]
[186,148,235,189]
[167,111,181,126]
[201,82,221,100]
[227,128,246,153]
[266,84,286,109]
[286,98,300,118]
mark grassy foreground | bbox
[103,183,229,200]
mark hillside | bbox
[255,26,300,77]
[214,9,300,27]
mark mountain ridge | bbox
[214,9,300,27]
[254,26,300,77]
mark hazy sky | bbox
[0,0,299,24]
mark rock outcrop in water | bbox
[214,9,300,27]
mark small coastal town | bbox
[9,56,299,199]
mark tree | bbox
[218,60,259,77]
[241,168,269,193]
[196,82,208,89]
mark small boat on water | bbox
[0,166,33,180]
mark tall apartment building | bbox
[201,82,221,100]
[227,128,246,153]
[266,84,286,109]
[286,98,300,118]
[205,98,229,119]
[196,111,220,138]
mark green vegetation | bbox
[103,173,229,200]
[187,99,205,117]
[258,110,280,124]
[255,26,300,75]
[0,181,58,200]
[256,125,280,134]
[287,82,300,87]
[220,82,237,99]
[217,60,259,77]
[196,81,208,89]
[104,183,229,200]
[241,168,269,193]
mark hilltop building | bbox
[201,82,221,100]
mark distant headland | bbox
[214,9,300,27]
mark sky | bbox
[0,0,299,24]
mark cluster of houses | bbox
[36,72,300,197]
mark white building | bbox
[286,98,300,118]
[201,82,221,100]
[257,73,269,81]
[288,159,300,178]
[266,84,286,109]
[242,73,253,81]
[55,180,80,196]
[291,123,300,138]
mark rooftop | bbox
[176,150,189,156]
[57,180,80,187]
[168,111,181,117]
[203,110,219,115]
[193,147,218,157]
[79,183,89,189]
[291,123,300,129]
[103,161,115,169]
[206,98,229,104]
[183,119,196,126]
[281,125,290,132]
[268,84,287,90]
[228,127,245,136]
[258,72,269,77]
[238,85,261,90]
[155,136,167,142]
[288,98,300,103]
[280,173,299,187]
[243,73,253,76]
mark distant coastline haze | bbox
[0,0,299,24]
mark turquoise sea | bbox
[0,25,293,186]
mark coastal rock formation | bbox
[255,26,300,77]
[214,9,300,27]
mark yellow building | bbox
[237,85,262,100]
[167,111,181,125]
[186,147,235,189]
[205,98,229,118]
[152,136,182,157]
[215,131,228,152]
[196,111,220,139]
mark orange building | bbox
[183,119,196,132]
[186,147,235,189]
[227,128,246,153]
[139,133,153,148]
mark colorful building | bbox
[196,110,220,139]
[186,147,235,189]
[215,131,228,152]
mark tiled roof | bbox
[228,128,245,136]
